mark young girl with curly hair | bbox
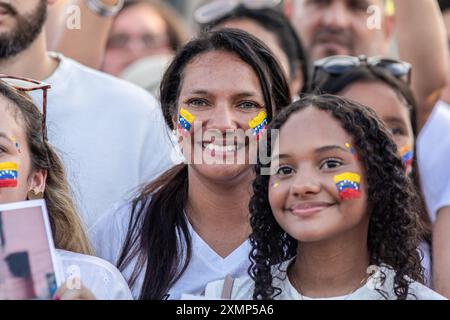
[204,94,445,300]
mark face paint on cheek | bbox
[399,145,413,170]
[333,172,361,201]
[0,162,19,188]
[249,111,268,140]
[271,180,280,189]
[177,108,196,137]
[345,143,357,160]
[10,136,21,153]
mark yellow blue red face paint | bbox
[399,145,413,168]
[271,180,280,189]
[0,162,19,188]
[249,111,268,139]
[345,143,357,160]
[333,172,361,200]
[11,136,21,153]
[178,108,196,137]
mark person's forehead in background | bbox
[288,0,390,60]
[111,3,168,41]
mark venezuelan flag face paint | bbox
[248,111,268,139]
[0,162,19,188]
[271,180,280,189]
[345,143,357,160]
[10,136,21,153]
[333,172,361,201]
[399,145,413,170]
[178,108,196,137]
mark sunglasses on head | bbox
[194,0,281,24]
[0,74,51,141]
[312,55,412,88]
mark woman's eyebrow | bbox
[0,132,13,143]
[383,116,407,126]
[232,92,260,99]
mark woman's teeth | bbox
[202,143,239,152]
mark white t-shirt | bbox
[204,258,446,300]
[417,100,450,223]
[89,201,251,300]
[30,53,180,228]
[55,249,132,300]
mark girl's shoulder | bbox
[55,249,133,300]
[374,265,446,300]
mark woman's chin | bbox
[191,163,253,183]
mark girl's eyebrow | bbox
[315,145,349,154]
[271,153,291,160]
[272,145,350,160]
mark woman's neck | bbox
[290,219,371,298]
[186,168,253,258]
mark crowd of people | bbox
[0,0,449,300]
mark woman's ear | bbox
[29,169,48,194]
[290,69,304,99]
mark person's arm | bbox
[394,0,449,130]
[53,281,96,300]
[48,0,120,69]
[432,206,450,298]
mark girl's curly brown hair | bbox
[249,94,425,300]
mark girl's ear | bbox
[29,169,47,194]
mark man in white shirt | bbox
[0,0,179,227]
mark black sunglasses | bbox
[312,55,412,88]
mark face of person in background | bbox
[175,50,270,184]
[102,2,173,76]
[0,96,46,204]
[340,81,415,173]
[0,0,47,59]
[289,0,392,61]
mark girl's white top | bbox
[204,258,446,300]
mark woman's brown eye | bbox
[389,127,404,136]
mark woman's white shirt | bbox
[204,258,446,300]
[89,201,251,300]
[55,249,132,300]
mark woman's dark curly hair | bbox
[249,94,425,300]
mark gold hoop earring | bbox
[27,189,44,200]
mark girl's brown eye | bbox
[276,166,294,176]
[320,159,343,170]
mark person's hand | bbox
[53,279,96,300]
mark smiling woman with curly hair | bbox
[203,94,445,300]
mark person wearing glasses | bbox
[311,55,433,285]
[203,95,445,300]
[0,80,132,300]
[90,29,291,300]
[101,0,188,77]
[0,0,179,228]
[195,0,309,98]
